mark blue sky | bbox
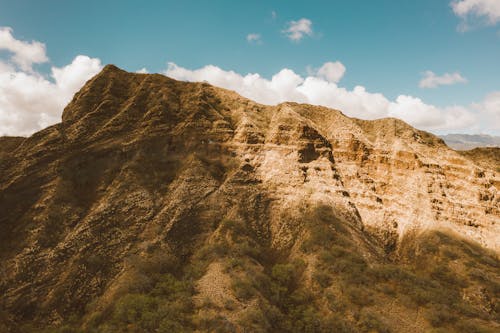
[0,0,499,136]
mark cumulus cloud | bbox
[0,28,102,136]
[308,61,346,83]
[419,71,467,88]
[0,27,49,71]
[164,62,500,134]
[472,91,500,131]
[246,33,262,44]
[388,96,476,131]
[136,68,148,74]
[51,55,102,95]
[283,18,313,41]
[451,0,500,30]
[165,62,307,105]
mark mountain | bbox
[458,147,500,171]
[0,65,498,333]
[440,134,500,150]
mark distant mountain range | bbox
[440,133,500,150]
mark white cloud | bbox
[419,71,468,88]
[164,62,500,134]
[0,27,49,71]
[246,33,262,44]
[0,61,14,73]
[271,11,277,20]
[451,0,500,25]
[308,61,346,83]
[283,18,313,41]
[388,96,476,131]
[0,56,102,136]
[165,62,307,105]
[0,28,102,136]
[51,55,102,95]
[472,91,500,131]
[136,67,148,74]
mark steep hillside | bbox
[0,137,25,159]
[459,147,500,172]
[0,65,498,333]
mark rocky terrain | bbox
[0,65,498,332]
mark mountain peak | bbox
[60,64,145,125]
[100,63,127,74]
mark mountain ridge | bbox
[0,65,498,332]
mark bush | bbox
[232,278,256,301]
[43,326,83,333]
[195,313,237,333]
[112,294,159,329]
[300,205,351,252]
[454,320,498,333]
[425,305,457,327]
[126,251,179,276]
[219,219,248,237]
[358,310,390,333]
[345,286,374,307]
[238,307,271,332]
[430,265,466,287]
[271,263,298,287]
[313,270,331,288]
[151,273,192,298]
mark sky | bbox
[0,0,499,136]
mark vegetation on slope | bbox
[12,205,498,333]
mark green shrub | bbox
[321,314,352,333]
[195,313,237,333]
[454,320,498,333]
[42,326,83,333]
[345,286,374,307]
[232,278,256,301]
[440,247,459,260]
[127,251,179,276]
[430,265,466,287]
[81,254,108,274]
[112,294,159,330]
[238,307,271,332]
[358,310,390,333]
[235,240,263,261]
[313,270,331,288]
[271,263,298,287]
[300,205,351,252]
[425,305,457,327]
[289,305,323,333]
[151,273,192,298]
[219,219,248,237]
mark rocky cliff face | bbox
[0,65,498,332]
